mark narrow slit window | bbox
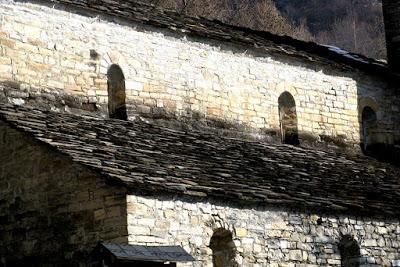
[339,235,360,267]
[209,229,238,267]
[361,106,377,154]
[278,92,299,145]
[107,64,127,120]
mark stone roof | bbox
[97,243,195,262]
[34,0,391,76]
[1,104,400,217]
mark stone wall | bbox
[0,1,399,148]
[383,0,400,71]
[127,194,400,267]
[0,122,128,265]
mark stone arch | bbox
[206,216,233,232]
[107,64,127,120]
[361,106,378,154]
[100,51,129,75]
[209,228,238,267]
[278,91,299,145]
[358,97,380,114]
[338,235,360,267]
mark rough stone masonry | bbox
[0,0,399,149]
[127,195,400,267]
[1,104,400,267]
[1,0,400,266]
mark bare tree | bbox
[146,0,386,59]
[276,0,387,59]
[148,0,302,37]
[292,19,314,42]
[317,9,386,59]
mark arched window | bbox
[107,64,127,120]
[361,106,377,153]
[278,92,299,145]
[339,235,360,267]
[209,229,237,267]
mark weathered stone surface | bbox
[0,0,399,148]
[1,104,400,218]
[0,121,128,265]
[383,0,400,71]
[0,1,400,267]
[127,195,400,267]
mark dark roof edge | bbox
[24,0,397,78]
[99,243,196,262]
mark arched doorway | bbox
[278,92,299,145]
[361,106,377,153]
[339,235,360,267]
[107,64,127,120]
[209,229,238,267]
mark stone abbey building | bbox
[1,0,400,266]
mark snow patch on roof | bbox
[322,45,370,64]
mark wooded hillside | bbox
[149,0,386,59]
[275,0,386,59]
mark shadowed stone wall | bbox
[0,1,399,149]
[383,0,400,71]
[127,195,400,267]
[0,122,128,266]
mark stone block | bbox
[235,228,247,237]
[0,61,12,72]
[327,259,340,265]
[94,209,106,220]
[137,218,155,227]
[126,80,144,91]
[289,250,302,261]
[377,227,388,234]
[0,38,16,48]
[0,56,11,65]
[128,226,150,235]
[363,239,377,247]
[393,260,400,267]
[136,235,156,243]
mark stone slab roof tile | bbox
[0,105,400,216]
[1,104,400,217]
[99,243,195,262]
[28,0,392,76]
